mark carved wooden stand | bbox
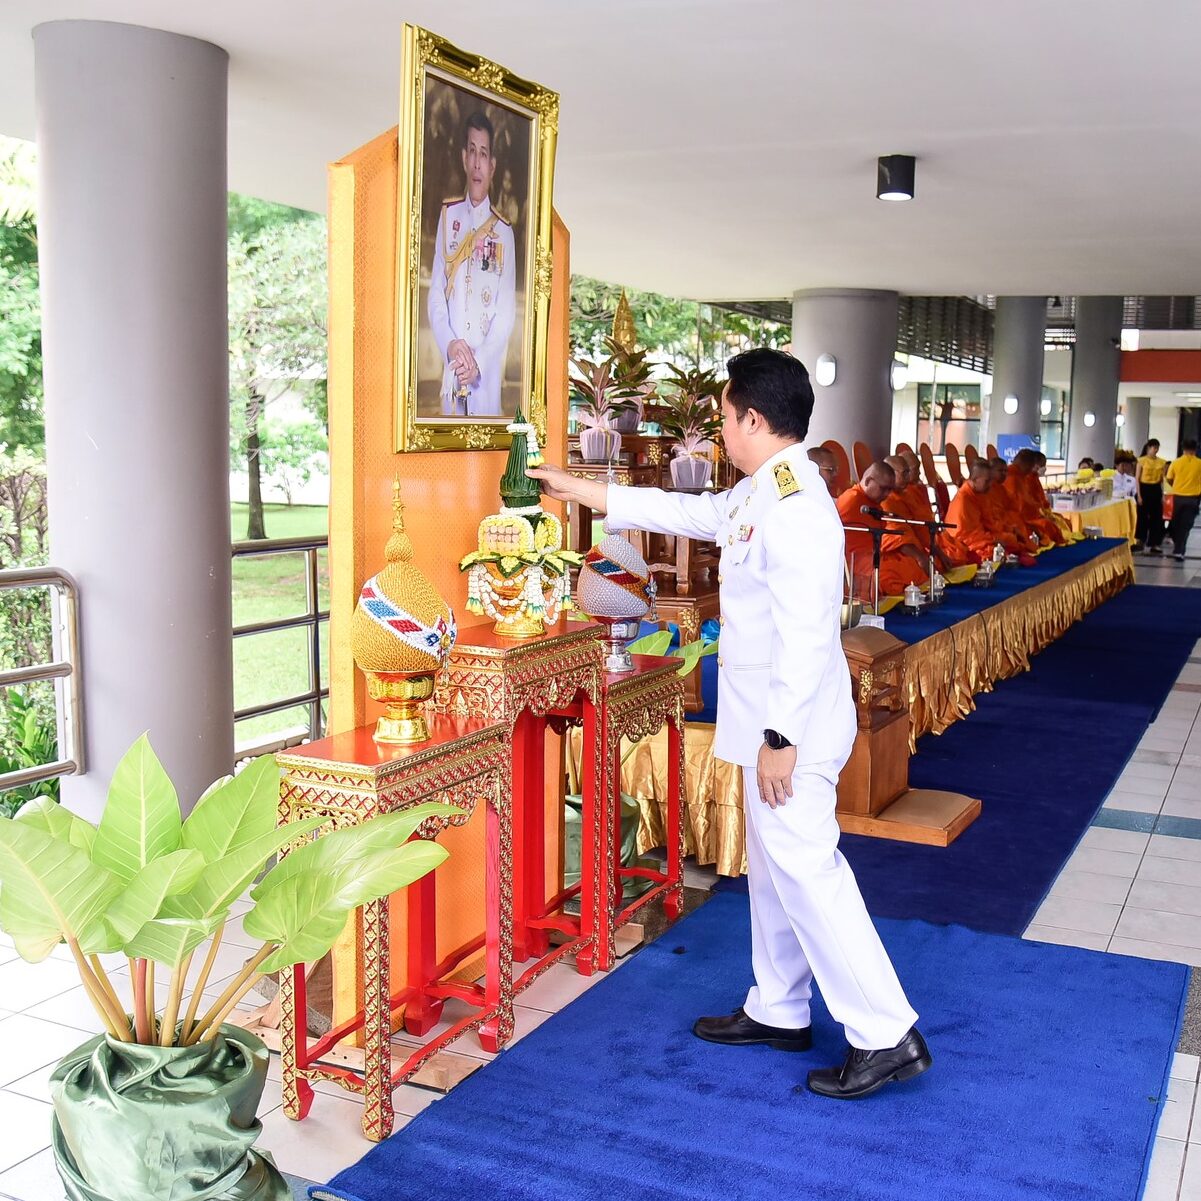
[275,719,510,1142]
[837,626,981,846]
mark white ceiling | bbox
[3,1,1201,300]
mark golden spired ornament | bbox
[459,404,583,638]
[351,480,456,743]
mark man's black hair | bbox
[724,348,814,441]
[1185,438,1199,452]
[464,111,494,153]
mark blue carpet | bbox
[314,894,1187,1201]
[716,584,1201,934]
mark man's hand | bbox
[756,742,797,809]
[447,339,480,387]
[526,463,611,515]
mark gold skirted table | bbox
[615,540,1134,876]
[1063,497,1137,541]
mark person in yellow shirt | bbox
[1167,438,1201,561]
[1135,439,1168,553]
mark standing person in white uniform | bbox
[530,349,931,1099]
[427,111,517,417]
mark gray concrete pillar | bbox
[1067,297,1123,469]
[791,289,898,461]
[988,297,1045,442]
[1123,396,1151,454]
[36,21,232,819]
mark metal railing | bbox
[0,567,85,791]
[232,535,329,758]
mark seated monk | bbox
[1004,449,1065,545]
[884,453,960,572]
[1033,451,1079,541]
[837,461,928,597]
[897,448,978,565]
[946,459,1024,558]
[986,457,1040,548]
[807,446,841,499]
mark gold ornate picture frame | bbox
[395,23,558,453]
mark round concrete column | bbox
[791,289,898,460]
[1122,396,1150,454]
[36,21,232,818]
[988,297,1045,441]
[1067,297,1123,468]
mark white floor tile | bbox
[1080,827,1151,854]
[0,1091,52,1174]
[512,961,608,1013]
[0,956,87,1012]
[1021,925,1110,952]
[1141,855,1201,887]
[1111,772,1171,798]
[1031,895,1123,937]
[1108,936,1201,968]
[1102,791,1164,814]
[1064,846,1143,878]
[1148,835,1201,864]
[1143,1137,1186,1201]
[1128,878,1201,919]
[5,1061,56,1105]
[0,1144,61,1201]
[257,1091,388,1182]
[0,1015,94,1089]
[1047,870,1132,906]
[262,1056,438,1115]
[1172,1052,1200,1083]
[25,985,112,1036]
[1115,907,1201,949]
[1180,1145,1201,1200]
[1159,1076,1197,1141]
[1194,1085,1201,1145]
[1163,795,1201,820]
[390,1000,552,1064]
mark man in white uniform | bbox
[530,349,931,1099]
[427,111,517,417]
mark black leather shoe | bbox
[692,1007,812,1051]
[806,1027,931,1099]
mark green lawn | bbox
[230,504,330,750]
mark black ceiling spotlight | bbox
[876,154,916,202]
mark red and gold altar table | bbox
[275,717,508,1141]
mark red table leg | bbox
[511,708,550,963]
[402,871,443,1035]
[478,785,515,1052]
[665,715,684,919]
[360,898,394,1142]
[281,961,314,1121]
[576,696,601,976]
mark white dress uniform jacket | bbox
[606,447,856,768]
[427,195,517,417]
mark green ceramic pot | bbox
[49,1023,288,1201]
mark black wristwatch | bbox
[763,728,792,750]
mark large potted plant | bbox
[604,336,657,433]
[569,352,638,463]
[0,735,451,1201]
[659,365,723,489]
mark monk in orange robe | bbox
[884,453,969,570]
[897,449,978,565]
[837,461,928,598]
[985,457,1040,548]
[1033,452,1077,540]
[807,446,842,499]
[946,459,1024,558]
[1004,449,1065,545]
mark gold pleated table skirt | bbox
[578,542,1134,876]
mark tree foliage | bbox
[0,138,42,451]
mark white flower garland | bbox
[466,562,572,624]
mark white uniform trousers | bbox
[740,759,918,1050]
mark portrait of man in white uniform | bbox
[425,109,517,418]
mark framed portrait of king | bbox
[395,24,559,453]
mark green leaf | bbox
[249,842,448,974]
[0,820,122,958]
[98,848,207,944]
[250,804,455,903]
[13,795,97,855]
[699,640,720,656]
[10,929,62,963]
[92,735,182,883]
[181,755,281,862]
[164,817,324,922]
[675,641,702,678]
[629,630,672,657]
[123,915,222,965]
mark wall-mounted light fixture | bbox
[1083,412,1096,428]
[890,360,908,391]
[1040,397,1052,417]
[876,154,916,202]
[815,353,837,386]
[1002,394,1019,415]
[1115,413,1126,428]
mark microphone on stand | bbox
[860,504,887,520]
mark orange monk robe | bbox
[892,483,977,566]
[1005,465,1065,545]
[837,484,927,596]
[983,480,1034,546]
[946,484,1021,557]
[1028,471,1076,539]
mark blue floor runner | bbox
[716,584,1201,934]
[315,894,1187,1201]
